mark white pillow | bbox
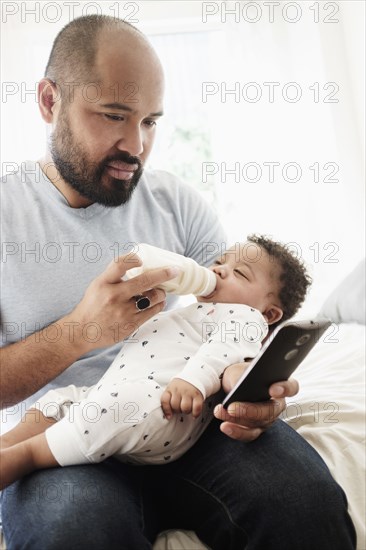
[318,260,365,324]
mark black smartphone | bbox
[222,318,331,407]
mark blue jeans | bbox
[1,420,356,550]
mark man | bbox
[0,15,356,549]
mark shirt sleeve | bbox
[178,180,228,267]
[174,305,268,398]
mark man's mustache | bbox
[103,154,142,169]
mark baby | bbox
[0,234,311,489]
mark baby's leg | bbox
[0,432,58,490]
[1,384,90,449]
[0,409,56,449]
[44,380,167,465]
[0,386,92,488]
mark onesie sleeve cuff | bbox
[175,362,222,399]
[45,418,90,467]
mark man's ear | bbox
[38,79,61,123]
[264,305,283,325]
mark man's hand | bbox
[0,252,181,408]
[161,379,204,420]
[214,362,299,442]
[64,253,180,353]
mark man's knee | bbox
[2,464,151,550]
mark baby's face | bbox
[198,242,282,320]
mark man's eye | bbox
[144,119,157,127]
[104,114,124,122]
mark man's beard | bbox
[49,112,143,207]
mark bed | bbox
[1,262,365,549]
[154,260,366,550]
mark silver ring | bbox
[135,295,151,311]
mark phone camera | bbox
[296,334,311,346]
[284,349,299,360]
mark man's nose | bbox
[115,125,143,157]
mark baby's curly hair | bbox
[247,234,312,327]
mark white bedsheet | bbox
[154,322,366,550]
[283,322,365,549]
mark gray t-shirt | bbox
[0,161,227,418]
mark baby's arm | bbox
[160,305,267,418]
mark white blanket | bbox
[283,322,365,549]
[154,322,366,550]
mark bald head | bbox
[45,15,163,100]
[93,25,164,99]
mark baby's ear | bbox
[264,306,283,325]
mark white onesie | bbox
[35,302,268,466]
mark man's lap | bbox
[156,419,356,549]
[1,420,356,550]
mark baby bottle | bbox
[123,243,216,297]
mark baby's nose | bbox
[212,265,227,278]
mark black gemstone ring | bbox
[135,295,151,311]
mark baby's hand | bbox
[161,379,204,420]
[221,362,250,393]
